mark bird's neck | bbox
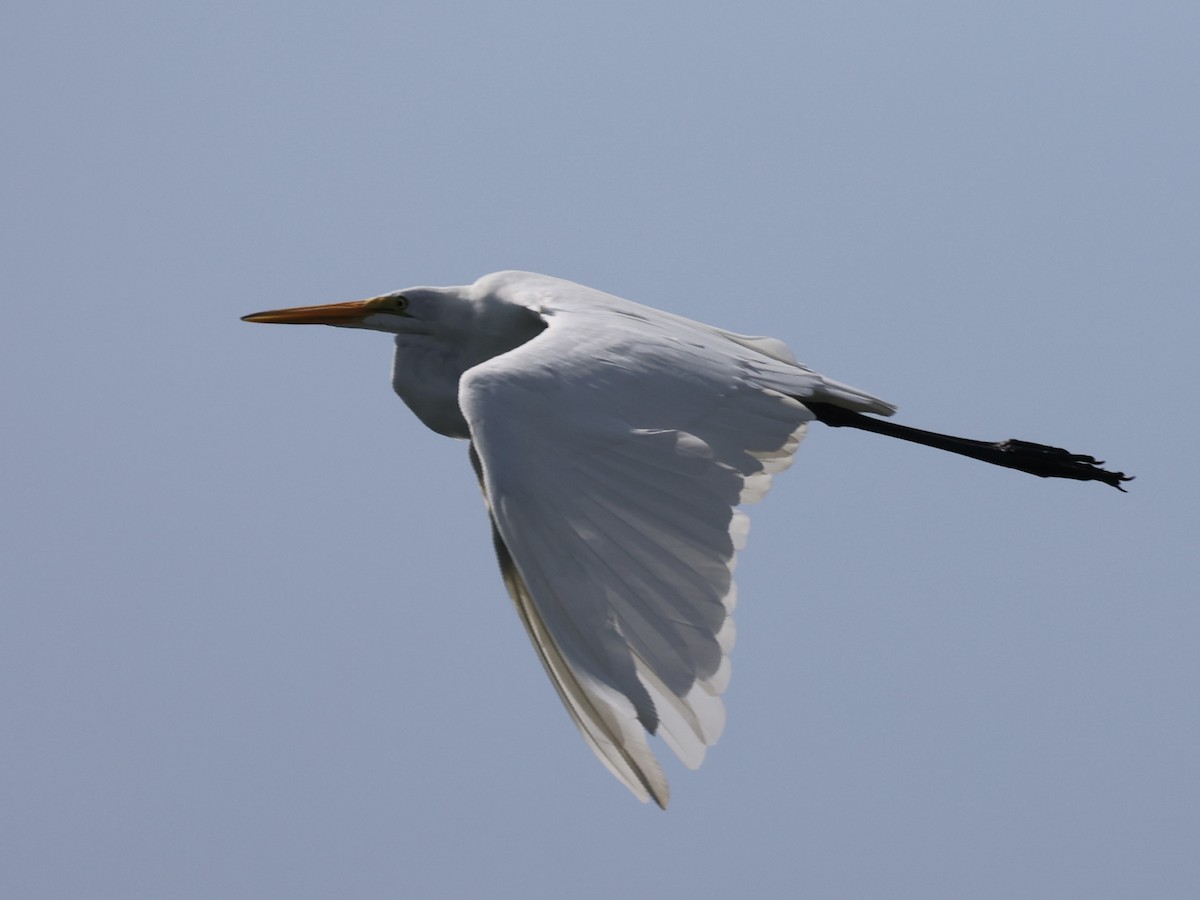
[391,337,473,438]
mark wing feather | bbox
[459,288,891,804]
[469,447,671,807]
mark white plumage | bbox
[244,270,1127,807]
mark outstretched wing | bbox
[460,297,888,806]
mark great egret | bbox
[243,270,1129,808]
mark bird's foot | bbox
[994,439,1134,491]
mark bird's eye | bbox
[393,294,409,311]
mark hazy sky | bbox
[3,2,1197,898]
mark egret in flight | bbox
[243,270,1129,808]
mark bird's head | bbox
[243,276,548,362]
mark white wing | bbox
[460,288,892,806]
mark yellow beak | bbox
[241,299,378,325]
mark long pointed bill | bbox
[241,298,379,325]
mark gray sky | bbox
[3,2,1197,897]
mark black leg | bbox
[804,402,1132,491]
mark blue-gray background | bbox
[3,2,1196,897]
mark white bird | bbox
[243,270,1129,808]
